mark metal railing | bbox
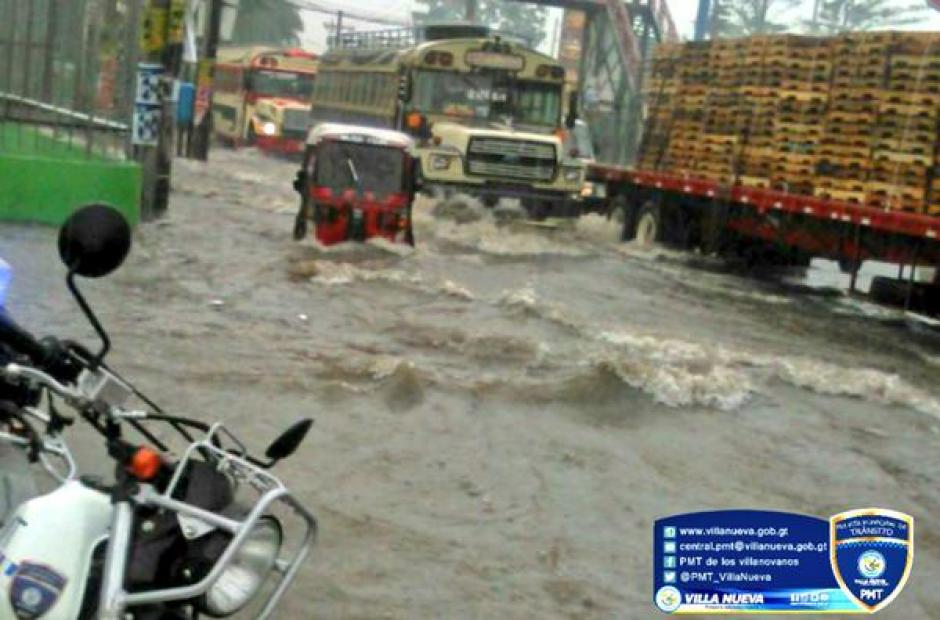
[0,0,139,160]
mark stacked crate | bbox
[735,37,775,189]
[638,31,940,215]
[637,43,681,171]
[669,42,716,179]
[813,33,886,204]
[868,33,940,213]
[695,38,745,184]
[770,36,830,195]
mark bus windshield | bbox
[249,70,315,99]
[412,70,561,127]
[315,142,404,197]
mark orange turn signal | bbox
[406,112,423,130]
[129,446,162,481]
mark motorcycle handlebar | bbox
[0,312,83,385]
[3,364,87,405]
[0,310,46,363]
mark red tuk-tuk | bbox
[292,123,418,246]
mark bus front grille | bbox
[283,109,310,136]
[467,138,556,182]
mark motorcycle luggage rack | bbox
[99,423,317,619]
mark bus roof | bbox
[318,37,562,76]
[217,46,318,71]
[305,123,415,150]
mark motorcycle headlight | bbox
[200,517,282,617]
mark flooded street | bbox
[3,149,939,619]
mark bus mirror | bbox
[565,91,579,129]
[409,159,423,194]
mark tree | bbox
[807,0,928,33]
[711,0,802,38]
[230,0,304,47]
[414,0,548,48]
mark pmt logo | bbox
[830,508,913,613]
[858,550,886,578]
[655,586,682,613]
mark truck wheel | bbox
[609,195,637,241]
[634,203,664,246]
[869,276,940,315]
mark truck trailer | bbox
[580,32,940,315]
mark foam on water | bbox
[495,284,580,330]
[312,261,474,300]
[596,329,940,418]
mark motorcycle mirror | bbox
[265,418,313,463]
[565,90,579,129]
[58,204,131,278]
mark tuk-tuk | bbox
[292,123,418,246]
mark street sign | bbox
[133,63,163,146]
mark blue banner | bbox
[653,509,914,614]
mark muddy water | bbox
[2,148,939,619]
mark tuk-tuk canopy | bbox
[305,123,415,154]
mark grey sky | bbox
[296,0,940,52]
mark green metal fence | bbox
[0,0,142,225]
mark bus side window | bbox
[354,73,366,106]
[314,72,326,102]
[351,73,360,105]
[365,73,376,107]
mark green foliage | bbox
[712,0,802,38]
[806,0,928,33]
[414,0,548,48]
[230,0,304,47]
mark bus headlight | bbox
[562,167,582,183]
[200,517,282,617]
[261,121,278,136]
[430,154,453,171]
[581,182,607,198]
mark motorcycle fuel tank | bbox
[0,480,111,619]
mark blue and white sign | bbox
[653,509,914,614]
[133,63,163,146]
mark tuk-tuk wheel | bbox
[293,213,307,241]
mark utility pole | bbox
[811,0,823,30]
[694,0,711,41]
[335,10,344,47]
[136,0,176,219]
[465,0,476,22]
[190,0,222,161]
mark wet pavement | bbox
[1,148,938,619]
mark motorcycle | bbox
[0,205,317,619]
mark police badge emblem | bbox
[9,562,67,619]
[830,508,913,613]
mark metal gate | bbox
[0,0,141,159]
